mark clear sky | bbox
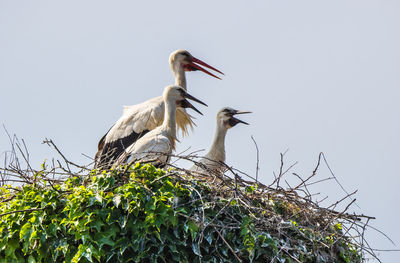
[1,1,399,261]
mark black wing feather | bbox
[94,129,150,169]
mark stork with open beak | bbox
[191,107,251,174]
[115,85,207,168]
[95,50,223,169]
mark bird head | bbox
[217,107,251,129]
[169,49,224,79]
[164,85,207,115]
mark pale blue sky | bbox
[1,1,399,261]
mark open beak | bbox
[230,110,251,126]
[234,110,252,115]
[188,57,224,80]
[181,92,208,115]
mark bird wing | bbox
[117,129,172,167]
[112,96,165,141]
[94,96,164,169]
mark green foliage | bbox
[0,163,362,262]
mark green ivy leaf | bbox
[27,255,36,263]
[191,242,201,256]
[95,231,116,249]
[112,194,121,208]
[187,220,199,240]
[91,218,105,232]
[205,231,213,245]
[19,222,32,240]
[5,237,19,257]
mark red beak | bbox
[188,57,224,80]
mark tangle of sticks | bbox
[0,136,395,262]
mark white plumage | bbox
[115,85,207,168]
[95,50,223,169]
[119,128,174,166]
[191,107,251,174]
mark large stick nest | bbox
[0,137,387,262]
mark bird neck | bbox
[208,123,228,162]
[173,67,187,91]
[162,98,177,138]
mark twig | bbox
[42,139,89,171]
[214,227,242,263]
[250,135,260,183]
[321,153,360,209]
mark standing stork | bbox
[95,50,223,169]
[191,107,251,174]
[115,85,207,168]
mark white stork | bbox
[115,85,207,168]
[95,50,223,169]
[191,107,251,174]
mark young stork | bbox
[95,50,223,169]
[115,85,207,168]
[191,107,251,174]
